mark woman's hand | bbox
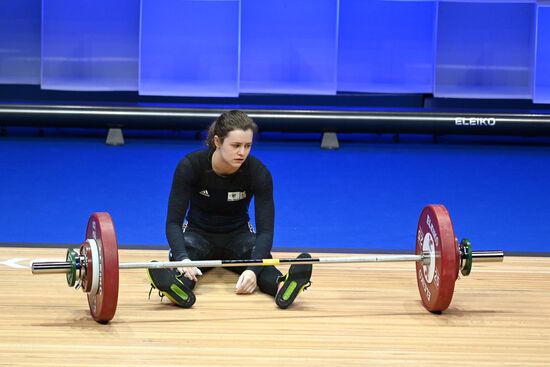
[235,270,257,294]
[177,259,202,282]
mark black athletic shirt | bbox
[166,148,275,269]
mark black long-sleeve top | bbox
[166,148,275,275]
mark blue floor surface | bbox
[1,131,549,253]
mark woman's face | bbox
[215,129,254,170]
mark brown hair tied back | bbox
[206,110,258,149]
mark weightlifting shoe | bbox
[275,252,313,309]
[147,261,196,308]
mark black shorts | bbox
[169,223,282,296]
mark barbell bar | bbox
[32,253,502,272]
[29,204,504,324]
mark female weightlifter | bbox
[147,110,312,309]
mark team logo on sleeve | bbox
[227,191,246,201]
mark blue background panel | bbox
[240,0,338,95]
[0,1,41,84]
[534,5,550,103]
[337,0,436,94]
[435,2,535,99]
[139,0,240,97]
[41,0,140,91]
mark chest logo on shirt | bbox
[199,190,210,197]
[227,191,247,201]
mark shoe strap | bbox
[277,274,288,284]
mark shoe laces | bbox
[148,285,165,302]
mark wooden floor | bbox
[0,247,549,366]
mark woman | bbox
[147,110,312,309]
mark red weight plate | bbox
[415,205,459,313]
[85,212,119,323]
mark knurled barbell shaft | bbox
[31,254,421,274]
[30,250,504,275]
[119,254,424,270]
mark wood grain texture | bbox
[0,248,548,366]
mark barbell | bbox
[30,204,503,324]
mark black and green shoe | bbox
[147,262,196,308]
[275,252,313,309]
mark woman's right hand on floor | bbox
[177,259,203,281]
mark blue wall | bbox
[0,1,41,84]
[240,0,338,95]
[534,4,550,103]
[0,1,549,103]
[338,0,436,93]
[140,0,240,97]
[435,1,535,99]
[41,0,140,91]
